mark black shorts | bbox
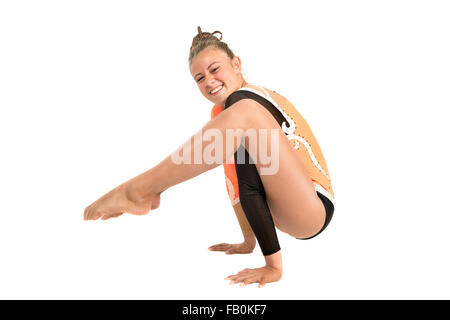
[297,191,334,240]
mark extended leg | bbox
[87,98,325,239]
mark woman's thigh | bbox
[243,107,326,238]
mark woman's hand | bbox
[208,239,256,254]
[83,183,160,221]
[225,265,282,288]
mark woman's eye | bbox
[196,67,219,82]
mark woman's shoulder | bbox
[224,83,278,110]
[238,83,271,96]
[237,83,286,102]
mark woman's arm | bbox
[232,202,256,244]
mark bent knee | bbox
[227,99,280,128]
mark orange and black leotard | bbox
[211,105,240,206]
[211,83,335,256]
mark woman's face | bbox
[190,47,245,107]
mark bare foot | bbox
[208,240,256,254]
[225,265,282,288]
[83,184,161,221]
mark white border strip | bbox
[238,84,331,181]
[314,183,336,207]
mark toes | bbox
[84,206,93,220]
[102,213,123,220]
[91,210,102,220]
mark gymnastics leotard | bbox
[211,83,335,256]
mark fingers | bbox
[208,243,232,252]
[225,268,252,280]
[225,248,237,255]
[243,276,261,287]
[208,243,250,254]
[225,273,262,287]
[225,268,271,288]
[238,268,251,274]
[225,270,252,283]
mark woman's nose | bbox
[205,73,216,83]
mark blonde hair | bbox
[188,26,235,66]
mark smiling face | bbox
[190,47,247,107]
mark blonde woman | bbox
[84,27,335,288]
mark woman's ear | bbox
[232,56,242,72]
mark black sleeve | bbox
[225,89,285,256]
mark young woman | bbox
[83,27,335,288]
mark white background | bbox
[1,0,449,299]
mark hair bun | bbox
[212,31,222,41]
[189,26,234,64]
[195,26,222,41]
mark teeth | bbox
[210,85,223,94]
